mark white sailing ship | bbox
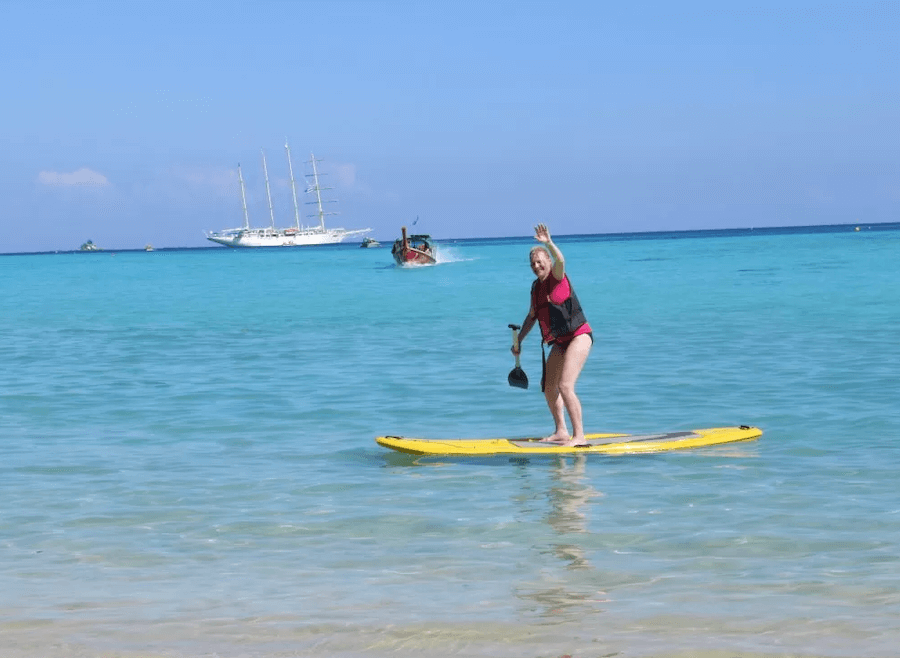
[206,146,371,248]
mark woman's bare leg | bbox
[556,334,592,446]
[540,345,569,442]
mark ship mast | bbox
[285,141,302,230]
[306,153,336,231]
[237,164,250,230]
[261,149,276,229]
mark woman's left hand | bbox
[534,223,551,243]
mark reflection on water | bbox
[546,455,600,570]
[515,456,610,621]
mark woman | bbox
[512,224,593,446]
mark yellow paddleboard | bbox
[376,426,762,456]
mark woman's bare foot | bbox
[557,436,587,447]
[539,431,570,444]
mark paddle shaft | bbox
[509,323,522,368]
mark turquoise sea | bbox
[2,223,899,658]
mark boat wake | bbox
[396,247,472,267]
[435,247,473,264]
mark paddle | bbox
[507,323,528,389]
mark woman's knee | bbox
[557,379,577,399]
[543,382,560,400]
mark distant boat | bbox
[391,226,436,266]
[206,147,371,248]
[79,240,101,252]
[360,237,381,248]
[144,244,155,251]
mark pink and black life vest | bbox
[531,274,588,344]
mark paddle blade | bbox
[508,366,528,389]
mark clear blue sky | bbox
[2,0,898,252]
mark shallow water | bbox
[2,224,899,657]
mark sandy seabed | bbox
[0,615,890,658]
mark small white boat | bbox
[206,147,371,248]
[79,240,101,252]
[360,237,381,248]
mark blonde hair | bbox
[530,245,551,261]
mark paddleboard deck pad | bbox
[376,426,762,456]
